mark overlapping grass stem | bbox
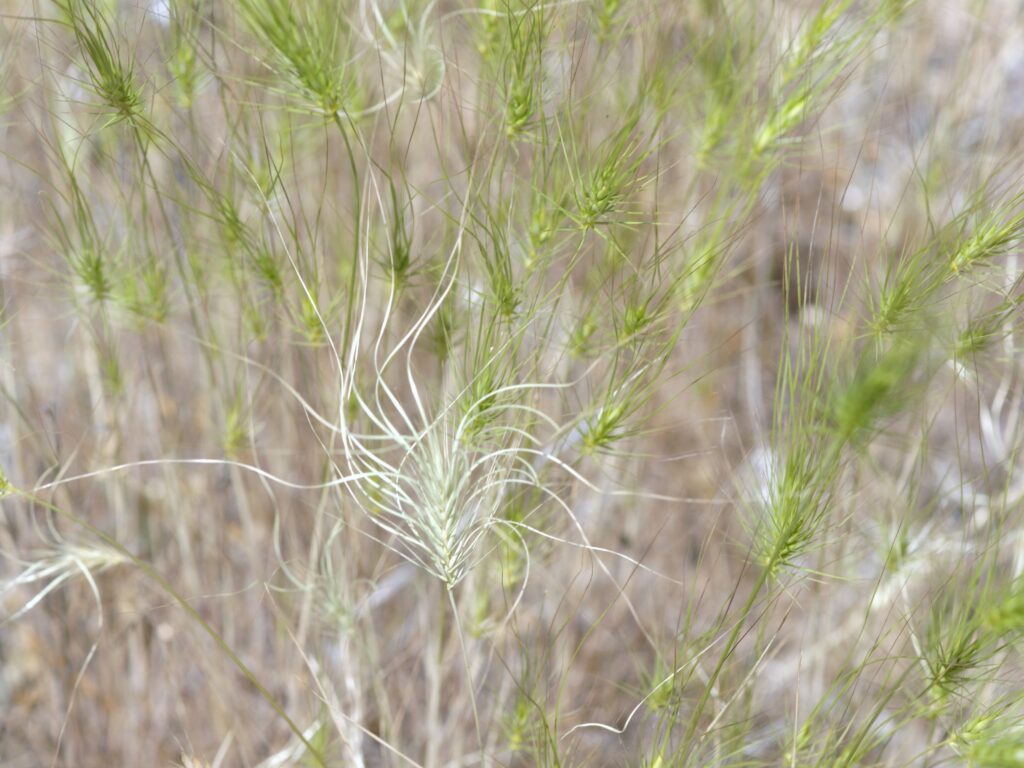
[2,0,1024,766]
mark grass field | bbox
[2,0,1024,765]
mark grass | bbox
[1,0,1024,766]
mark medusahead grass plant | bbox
[2,0,1024,766]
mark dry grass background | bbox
[1,0,1024,766]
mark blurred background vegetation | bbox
[1,0,1024,765]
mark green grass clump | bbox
[58,0,146,126]
[236,0,358,115]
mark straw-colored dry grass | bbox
[2,1,1024,766]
